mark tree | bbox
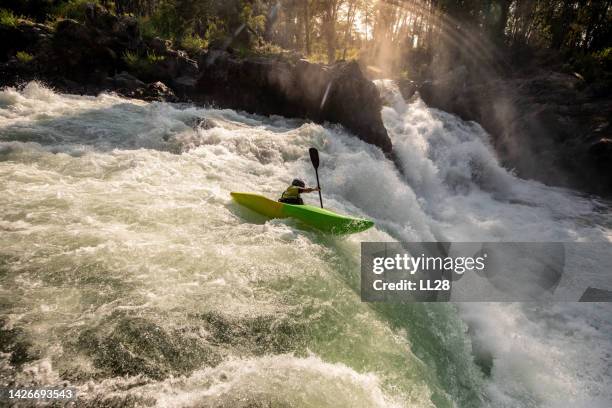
[320,0,344,63]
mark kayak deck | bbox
[231,192,374,235]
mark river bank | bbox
[0,4,391,155]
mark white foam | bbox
[1,82,611,408]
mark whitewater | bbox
[1,81,611,407]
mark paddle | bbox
[309,147,324,208]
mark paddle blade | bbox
[309,147,319,169]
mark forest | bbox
[2,0,611,81]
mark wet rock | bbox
[323,61,392,152]
[109,71,145,90]
[196,52,392,153]
[130,48,199,85]
[193,117,217,130]
[587,138,612,189]
[397,79,418,100]
[140,81,178,102]
[116,80,178,102]
[172,74,198,98]
[579,287,612,302]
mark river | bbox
[1,81,611,407]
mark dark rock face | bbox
[196,53,392,153]
[107,71,145,90]
[323,62,392,152]
[50,7,139,80]
[105,73,177,102]
[419,67,612,197]
[0,22,52,62]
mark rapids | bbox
[0,82,611,407]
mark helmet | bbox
[291,178,305,188]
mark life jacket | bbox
[280,185,301,201]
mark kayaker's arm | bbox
[299,187,320,193]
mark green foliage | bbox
[53,0,100,22]
[146,52,165,64]
[565,47,612,83]
[137,16,158,42]
[123,50,165,78]
[122,50,140,67]
[4,0,607,83]
[148,0,185,40]
[0,8,19,27]
[240,2,265,35]
[16,51,33,63]
[181,33,208,55]
[593,48,612,71]
[252,42,284,58]
[204,19,227,45]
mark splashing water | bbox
[0,82,611,407]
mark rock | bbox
[579,287,612,302]
[589,138,612,157]
[48,6,141,80]
[149,37,171,55]
[172,75,198,98]
[167,50,199,77]
[138,49,198,83]
[419,68,612,197]
[587,138,612,190]
[193,117,217,130]
[1,14,390,156]
[397,79,417,99]
[84,2,119,31]
[110,71,145,90]
[0,22,52,62]
[52,19,117,77]
[138,81,177,102]
[196,52,392,153]
[322,61,392,153]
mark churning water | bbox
[1,82,611,407]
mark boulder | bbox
[193,117,217,130]
[397,79,418,100]
[587,138,612,190]
[149,37,172,55]
[321,61,392,152]
[109,71,145,90]
[48,6,141,80]
[0,22,52,62]
[129,81,177,102]
[195,52,392,153]
[51,19,118,77]
[142,81,177,102]
[172,75,198,98]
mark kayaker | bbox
[279,178,320,205]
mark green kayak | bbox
[231,192,374,235]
